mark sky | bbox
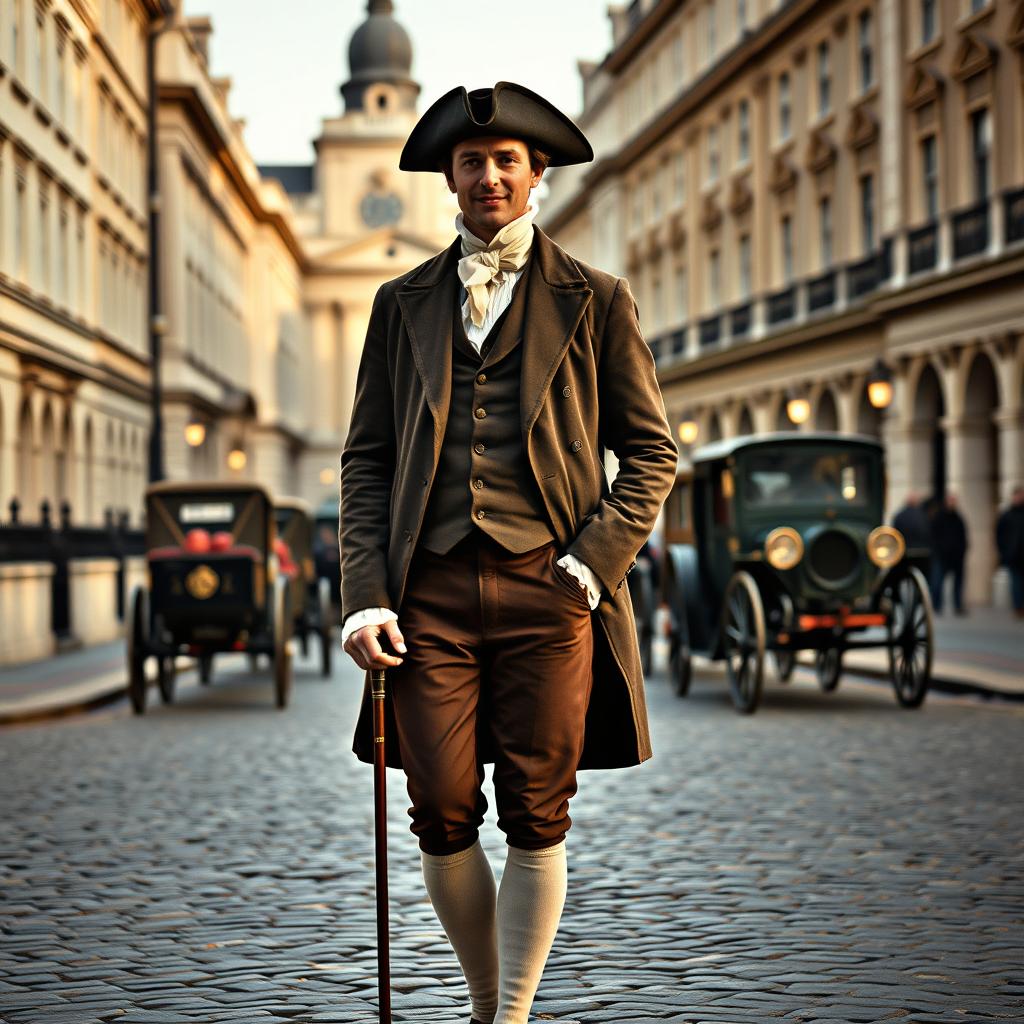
[180,0,614,166]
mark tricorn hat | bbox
[399,81,594,172]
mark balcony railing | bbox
[729,303,751,339]
[699,314,722,346]
[669,328,687,358]
[908,221,939,275]
[952,200,990,260]
[807,270,837,312]
[1005,187,1024,246]
[767,285,796,325]
[847,239,891,300]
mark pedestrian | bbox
[339,82,677,1024]
[930,492,968,615]
[892,492,932,555]
[996,485,1024,618]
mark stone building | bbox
[259,0,454,504]
[542,0,1024,606]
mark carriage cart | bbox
[274,498,335,678]
[662,433,933,714]
[127,482,293,712]
[313,499,342,626]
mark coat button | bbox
[475,509,486,520]
[475,407,487,419]
[562,385,572,398]
[477,373,488,385]
[473,478,484,490]
[403,530,412,543]
[473,442,486,455]
[571,439,582,452]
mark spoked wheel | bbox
[815,648,842,692]
[127,585,149,715]
[669,642,693,697]
[774,650,796,683]
[272,576,293,709]
[885,567,933,708]
[158,656,176,704]
[317,578,333,678]
[721,571,766,714]
[198,653,213,686]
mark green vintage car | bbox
[127,482,293,713]
[662,433,933,714]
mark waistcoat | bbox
[418,259,555,555]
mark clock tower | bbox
[257,1,453,504]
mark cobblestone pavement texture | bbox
[1,645,1022,1023]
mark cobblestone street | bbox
[1,648,1022,1024]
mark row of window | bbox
[98,229,146,354]
[919,0,989,47]
[98,84,146,214]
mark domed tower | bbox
[341,0,420,115]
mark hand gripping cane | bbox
[371,668,392,1024]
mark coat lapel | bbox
[521,228,593,437]
[396,240,460,434]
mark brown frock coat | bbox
[340,227,678,771]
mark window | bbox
[58,201,69,304]
[737,0,748,32]
[739,233,752,299]
[707,124,720,182]
[860,174,875,253]
[10,0,20,71]
[708,249,721,309]
[817,42,831,117]
[781,214,794,282]
[34,8,44,101]
[738,99,750,163]
[631,180,643,231]
[652,275,664,330]
[921,135,938,220]
[56,31,67,123]
[707,1,717,60]
[673,149,686,206]
[921,0,936,44]
[819,196,833,266]
[971,108,991,201]
[779,72,791,141]
[858,10,874,91]
[653,162,665,219]
[39,188,49,293]
[675,265,688,323]
[970,0,985,12]
[672,32,684,79]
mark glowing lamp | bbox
[867,359,893,410]
[786,396,811,425]
[319,467,335,486]
[184,421,206,447]
[677,413,699,446]
[227,448,247,471]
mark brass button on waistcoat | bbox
[475,407,487,419]
[562,385,572,398]
[473,478,483,490]
[476,373,488,385]
[571,439,582,452]
[473,442,486,455]
[475,509,486,520]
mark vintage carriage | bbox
[662,433,933,713]
[127,482,293,712]
[273,498,335,677]
[313,498,342,625]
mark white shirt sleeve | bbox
[556,554,602,610]
[341,607,399,647]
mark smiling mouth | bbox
[476,195,507,204]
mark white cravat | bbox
[456,206,536,349]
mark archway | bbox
[912,362,946,503]
[17,399,36,519]
[40,403,56,514]
[707,410,724,444]
[83,418,95,524]
[737,403,755,437]
[772,394,790,431]
[816,388,839,432]
[856,384,883,437]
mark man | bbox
[339,82,677,1024]
[893,492,932,555]
[996,486,1024,617]
[930,492,968,615]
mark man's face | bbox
[445,136,543,242]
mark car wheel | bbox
[670,642,692,697]
[158,656,177,704]
[885,567,933,708]
[198,653,213,686]
[722,571,766,714]
[273,577,293,709]
[815,648,842,692]
[127,585,149,715]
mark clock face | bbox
[360,191,403,228]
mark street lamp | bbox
[227,447,247,472]
[319,467,336,486]
[867,358,894,410]
[184,421,206,447]
[786,389,811,426]
[677,411,699,446]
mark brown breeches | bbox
[388,532,594,855]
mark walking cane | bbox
[371,667,392,1024]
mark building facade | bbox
[542,0,1024,606]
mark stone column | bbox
[944,415,996,607]
[337,302,370,443]
[994,407,1024,505]
[307,302,339,437]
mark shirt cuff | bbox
[341,607,398,647]
[556,554,602,610]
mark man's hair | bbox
[440,144,551,177]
